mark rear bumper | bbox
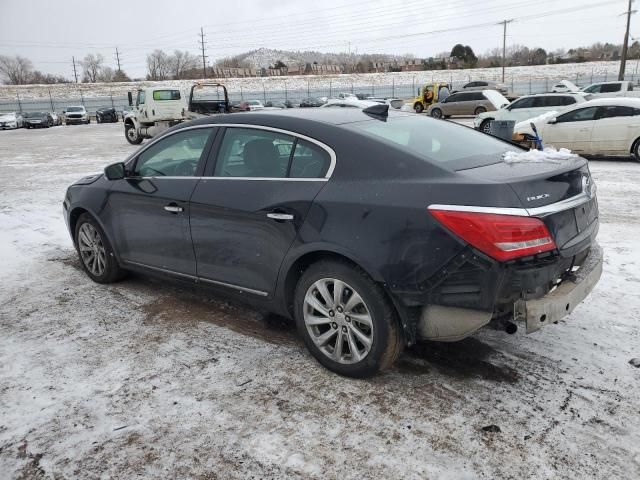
[514,242,603,333]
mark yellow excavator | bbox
[410,82,452,113]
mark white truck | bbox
[123,83,230,144]
[581,80,640,99]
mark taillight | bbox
[428,208,556,262]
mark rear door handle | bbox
[164,204,184,213]
[267,212,294,221]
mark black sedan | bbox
[23,111,54,128]
[96,107,118,123]
[63,107,603,377]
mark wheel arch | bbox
[68,206,121,263]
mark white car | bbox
[0,111,24,129]
[246,100,264,111]
[321,99,379,109]
[473,93,589,134]
[366,97,406,110]
[581,81,640,99]
[64,106,90,125]
[519,97,640,159]
[551,80,580,93]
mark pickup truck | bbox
[581,80,640,98]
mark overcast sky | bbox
[0,0,632,79]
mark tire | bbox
[414,102,424,114]
[96,116,101,124]
[87,118,90,124]
[294,260,403,378]
[474,106,487,115]
[125,123,143,145]
[480,119,493,134]
[430,108,443,119]
[74,213,125,284]
[631,138,640,162]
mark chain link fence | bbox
[2,72,640,115]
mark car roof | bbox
[520,92,587,97]
[580,97,640,107]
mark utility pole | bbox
[619,0,636,80]
[199,27,208,79]
[115,47,122,72]
[72,56,78,83]
[500,19,513,83]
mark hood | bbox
[0,113,16,121]
[482,90,510,109]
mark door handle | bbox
[267,212,294,221]
[164,204,184,213]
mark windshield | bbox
[66,107,84,112]
[348,115,519,170]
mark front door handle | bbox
[164,204,184,213]
[267,212,294,221]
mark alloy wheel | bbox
[78,223,106,277]
[303,278,374,364]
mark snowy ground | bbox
[1,123,639,479]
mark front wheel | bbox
[125,124,143,144]
[414,102,424,114]
[480,119,493,134]
[294,261,403,378]
[632,138,640,162]
[75,213,125,284]
[474,106,487,115]
[430,108,443,119]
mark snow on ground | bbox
[0,123,639,479]
[0,60,629,101]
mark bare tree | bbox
[170,50,198,79]
[146,49,171,80]
[0,55,33,84]
[97,66,115,82]
[81,53,104,82]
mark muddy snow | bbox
[0,123,639,479]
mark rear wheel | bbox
[480,119,493,134]
[474,106,487,115]
[125,123,143,145]
[414,102,424,114]
[75,213,125,283]
[632,138,640,162]
[294,261,403,378]
[430,108,443,119]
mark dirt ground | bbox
[1,123,639,479]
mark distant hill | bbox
[216,47,407,69]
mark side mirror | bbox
[104,162,125,180]
[547,117,557,125]
[128,92,133,106]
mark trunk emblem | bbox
[526,193,550,202]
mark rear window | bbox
[601,83,622,93]
[348,116,518,170]
[152,90,181,101]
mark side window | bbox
[556,106,599,123]
[601,83,622,93]
[629,83,634,91]
[471,92,485,101]
[134,128,213,177]
[562,96,577,105]
[289,140,331,178]
[599,106,637,119]
[509,97,535,109]
[463,82,474,88]
[137,91,145,105]
[477,81,488,87]
[583,84,601,94]
[152,90,181,101]
[444,93,460,103]
[214,128,294,178]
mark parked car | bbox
[96,106,118,123]
[366,97,405,110]
[264,100,290,109]
[336,92,358,99]
[551,80,580,93]
[64,107,602,377]
[474,93,589,134]
[426,90,508,119]
[581,81,640,98]
[246,100,264,111]
[50,112,62,126]
[299,97,326,107]
[0,111,24,129]
[321,99,379,109]
[516,97,640,159]
[23,111,54,128]
[231,101,251,112]
[460,80,509,96]
[64,106,90,125]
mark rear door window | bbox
[597,105,640,119]
[600,83,622,93]
[556,106,599,123]
[289,140,331,178]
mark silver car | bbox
[426,91,498,119]
[462,80,509,96]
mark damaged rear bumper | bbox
[514,243,603,333]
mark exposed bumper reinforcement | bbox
[514,243,603,333]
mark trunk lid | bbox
[458,156,598,256]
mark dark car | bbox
[96,106,118,123]
[23,111,54,128]
[264,100,293,109]
[63,107,602,377]
[299,97,326,107]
